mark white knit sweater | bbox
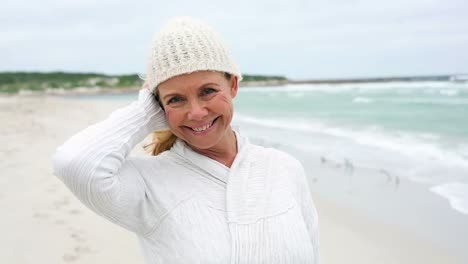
[52,89,319,264]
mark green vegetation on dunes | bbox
[0,72,142,93]
[0,72,287,94]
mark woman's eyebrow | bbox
[198,82,220,90]
[162,82,220,100]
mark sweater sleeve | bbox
[295,161,320,264]
[52,89,167,235]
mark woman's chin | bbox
[184,130,230,151]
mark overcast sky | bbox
[2,0,467,79]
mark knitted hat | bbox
[145,16,242,93]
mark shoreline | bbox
[308,161,468,261]
[246,135,468,262]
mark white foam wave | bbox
[430,183,468,215]
[353,97,373,103]
[235,115,327,133]
[382,98,468,105]
[239,81,468,95]
[457,144,468,159]
[234,114,468,169]
[440,89,459,96]
[287,92,305,98]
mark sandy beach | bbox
[0,94,465,264]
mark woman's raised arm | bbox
[52,87,167,234]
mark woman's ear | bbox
[230,76,239,98]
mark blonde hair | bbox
[144,130,178,156]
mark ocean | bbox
[81,80,468,216]
[233,81,468,216]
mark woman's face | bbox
[157,71,238,150]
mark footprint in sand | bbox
[70,231,86,243]
[62,253,79,262]
[74,245,91,254]
[46,185,58,193]
[65,229,94,260]
[33,212,49,219]
[54,219,66,225]
[62,246,92,262]
[69,209,82,215]
[52,196,71,210]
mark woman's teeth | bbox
[192,121,213,132]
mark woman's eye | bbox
[201,87,216,96]
[167,96,183,105]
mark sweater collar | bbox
[170,127,248,184]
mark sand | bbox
[0,94,464,263]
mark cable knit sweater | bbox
[52,89,319,264]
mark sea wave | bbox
[286,92,305,98]
[352,97,374,103]
[381,98,468,105]
[240,81,468,94]
[234,114,468,169]
[430,183,468,215]
[439,89,459,96]
[240,82,468,99]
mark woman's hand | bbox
[141,81,151,92]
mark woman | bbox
[53,16,319,263]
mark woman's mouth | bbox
[186,117,219,134]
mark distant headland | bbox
[289,74,468,84]
[0,71,466,95]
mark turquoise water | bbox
[234,82,468,145]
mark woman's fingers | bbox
[142,81,150,91]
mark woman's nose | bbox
[187,100,208,120]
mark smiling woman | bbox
[52,16,319,264]
[152,71,238,166]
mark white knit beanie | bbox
[145,16,242,93]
